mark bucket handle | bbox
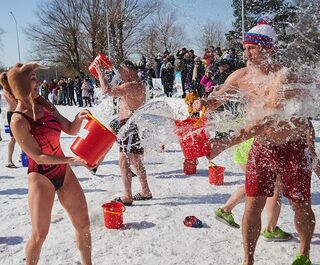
[86,113,107,130]
[103,205,126,214]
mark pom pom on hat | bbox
[243,15,277,49]
[256,16,273,26]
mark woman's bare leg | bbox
[7,136,16,164]
[25,173,55,265]
[58,166,92,265]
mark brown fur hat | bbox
[6,62,47,100]
[1,62,50,120]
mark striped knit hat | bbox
[244,16,277,49]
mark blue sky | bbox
[0,0,234,68]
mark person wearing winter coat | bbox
[160,59,175,97]
[200,67,215,98]
[81,79,92,107]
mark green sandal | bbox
[291,254,312,265]
[215,208,240,229]
[262,226,292,242]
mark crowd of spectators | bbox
[36,46,245,113]
[136,46,245,98]
[39,75,96,108]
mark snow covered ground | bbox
[0,99,319,265]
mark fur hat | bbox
[6,62,48,101]
[1,62,50,120]
[244,16,276,49]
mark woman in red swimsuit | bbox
[0,63,92,265]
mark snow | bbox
[0,98,319,265]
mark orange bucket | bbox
[70,114,117,167]
[88,53,113,79]
[175,117,211,159]
[183,159,198,175]
[208,165,225,185]
[102,201,126,229]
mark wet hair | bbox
[120,60,137,71]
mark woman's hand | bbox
[69,156,95,169]
[77,109,91,121]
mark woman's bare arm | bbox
[11,114,76,165]
[52,108,89,136]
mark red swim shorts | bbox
[245,139,311,203]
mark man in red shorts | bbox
[193,17,315,265]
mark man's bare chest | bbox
[237,74,280,101]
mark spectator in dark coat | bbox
[74,76,83,107]
[191,56,205,97]
[67,78,76,106]
[213,59,233,85]
[155,53,163,78]
[161,59,175,97]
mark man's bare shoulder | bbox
[224,67,248,86]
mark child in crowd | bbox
[185,86,200,117]
[200,67,215,98]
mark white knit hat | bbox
[244,16,277,49]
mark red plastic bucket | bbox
[175,117,211,159]
[102,201,125,229]
[70,114,116,167]
[183,159,198,175]
[208,165,225,185]
[88,53,113,79]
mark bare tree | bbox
[26,0,85,73]
[106,0,160,66]
[80,0,109,61]
[197,20,227,51]
[279,0,320,68]
[139,7,186,62]
[138,27,162,61]
[26,0,159,73]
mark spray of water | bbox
[94,0,320,155]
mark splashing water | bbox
[118,98,185,152]
[94,0,320,152]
